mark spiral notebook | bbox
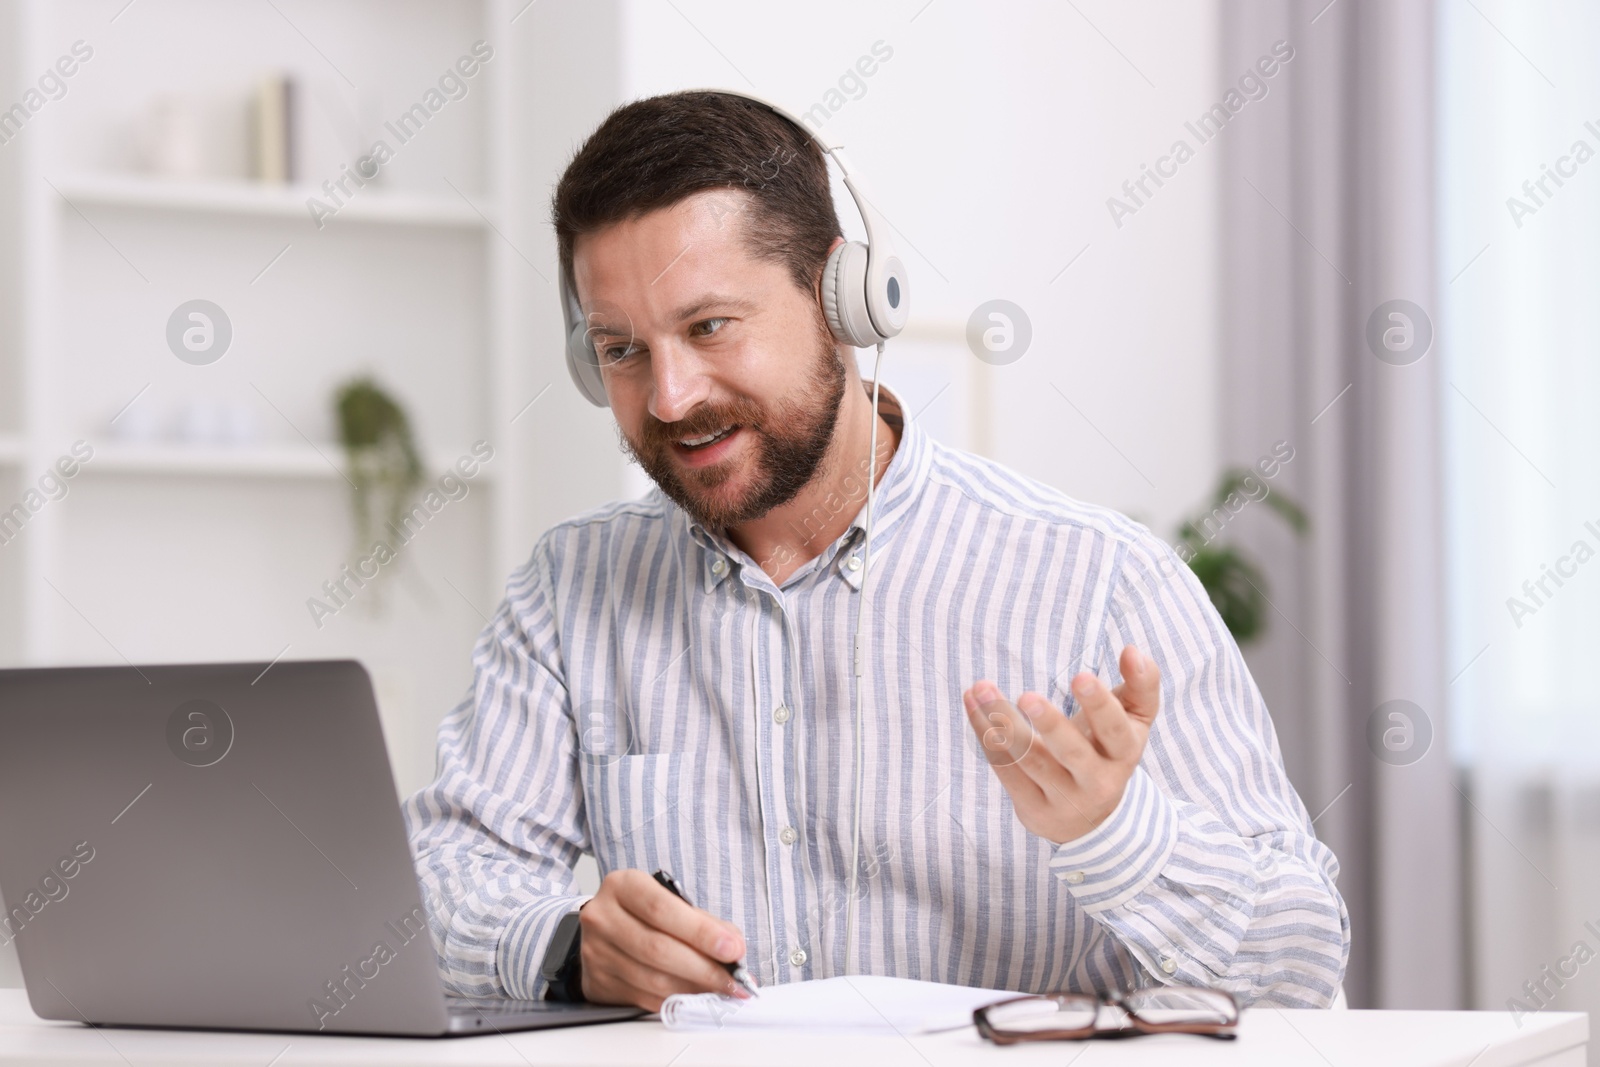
[659,975,1016,1033]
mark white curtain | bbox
[1437,0,1600,1021]
[1218,0,1462,1007]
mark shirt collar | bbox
[680,380,933,593]
[832,382,931,590]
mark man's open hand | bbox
[579,868,751,1011]
[962,645,1162,844]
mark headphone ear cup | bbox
[560,263,610,408]
[820,241,882,349]
[565,322,609,407]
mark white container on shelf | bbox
[140,92,252,182]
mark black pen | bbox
[651,869,760,997]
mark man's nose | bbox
[647,342,712,424]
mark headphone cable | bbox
[842,342,885,978]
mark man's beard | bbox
[621,322,848,532]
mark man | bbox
[403,91,1350,1012]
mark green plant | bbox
[335,377,423,555]
[1175,469,1308,644]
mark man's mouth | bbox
[677,425,738,451]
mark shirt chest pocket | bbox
[579,751,683,873]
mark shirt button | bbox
[1064,870,1085,885]
[773,703,791,724]
[845,555,862,572]
[711,558,727,576]
[1159,955,1178,974]
[779,826,798,845]
[789,948,808,968]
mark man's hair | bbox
[551,91,842,298]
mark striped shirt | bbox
[403,383,1350,1007]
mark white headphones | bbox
[558,89,911,406]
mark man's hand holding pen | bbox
[579,868,757,1011]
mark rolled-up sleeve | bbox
[401,535,589,1000]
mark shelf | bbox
[82,441,496,483]
[86,441,344,478]
[48,173,493,230]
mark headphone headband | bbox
[560,88,910,408]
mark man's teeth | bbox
[680,426,734,448]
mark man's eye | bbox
[600,342,640,364]
[691,317,729,338]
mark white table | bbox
[0,990,1585,1067]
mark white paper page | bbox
[659,975,1018,1033]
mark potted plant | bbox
[335,377,423,605]
[1174,469,1308,643]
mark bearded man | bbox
[404,90,1349,1014]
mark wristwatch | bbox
[540,908,586,1002]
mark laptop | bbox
[0,659,643,1036]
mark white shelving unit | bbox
[0,0,548,803]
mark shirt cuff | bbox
[1048,765,1179,914]
[495,894,588,1000]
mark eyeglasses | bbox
[974,986,1240,1044]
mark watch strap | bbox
[541,908,586,1002]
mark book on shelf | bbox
[252,73,296,185]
